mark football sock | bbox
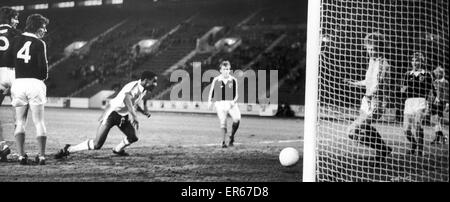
[437,131,443,141]
[68,139,94,153]
[36,136,46,157]
[417,128,424,155]
[14,132,26,156]
[231,121,240,139]
[0,93,4,106]
[0,121,3,142]
[405,130,417,149]
[114,138,130,152]
[221,128,227,143]
[433,131,442,142]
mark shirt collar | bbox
[218,75,233,82]
[137,80,145,92]
[23,32,39,39]
[370,56,384,61]
[410,69,425,75]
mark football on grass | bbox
[279,147,299,167]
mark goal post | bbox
[303,0,449,182]
[303,0,322,182]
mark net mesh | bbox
[315,0,449,182]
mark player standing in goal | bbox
[208,60,241,148]
[431,65,449,144]
[345,32,392,162]
[54,71,157,159]
[401,52,434,156]
[0,7,21,162]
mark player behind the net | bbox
[207,60,241,148]
[345,32,392,162]
[430,65,449,144]
[54,71,157,159]
[0,6,22,162]
[400,52,434,156]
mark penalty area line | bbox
[181,139,302,148]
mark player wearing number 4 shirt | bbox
[0,7,22,162]
[6,14,49,165]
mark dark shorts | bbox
[431,101,446,117]
[103,111,138,143]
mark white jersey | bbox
[356,57,389,96]
[108,80,146,116]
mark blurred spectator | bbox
[276,103,295,117]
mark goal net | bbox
[304,0,449,182]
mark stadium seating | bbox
[20,0,306,105]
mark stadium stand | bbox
[10,0,305,105]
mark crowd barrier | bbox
[1,95,305,118]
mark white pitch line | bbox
[278,140,302,143]
[181,139,301,148]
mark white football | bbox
[279,147,299,167]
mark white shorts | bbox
[215,100,241,128]
[360,96,382,116]
[0,67,15,93]
[404,98,428,115]
[11,78,47,107]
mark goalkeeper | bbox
[345,32,393,162]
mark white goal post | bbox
[304,0,449,182]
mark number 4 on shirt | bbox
[17,41,32,63]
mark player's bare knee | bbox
[14,122,26,133]
[35,122,47,134]
[403,121,412,131]
[14,127,25,135]
[219,120,227,128]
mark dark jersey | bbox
[403,69,434,99]
[0,24,22,67]
[212,76,238,101]
[7,32,48,80]
[434,78,449,104]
